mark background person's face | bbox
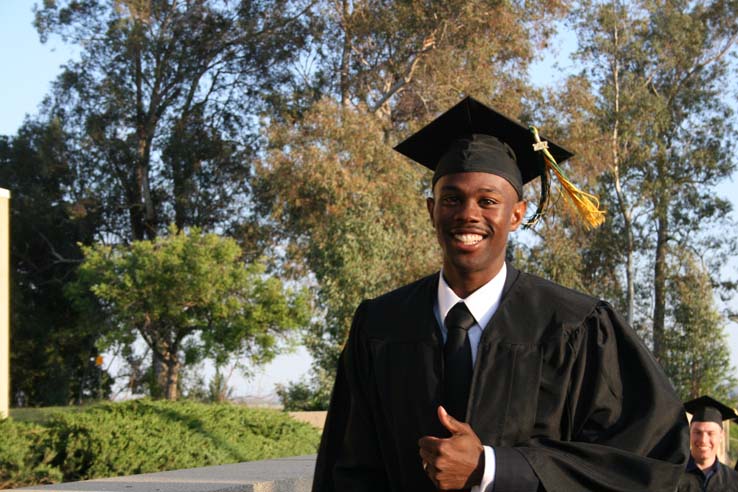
[690,421,723,465]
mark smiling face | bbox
[427,172,526,297]
[690,421,722,468]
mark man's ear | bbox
[509,200,527,231]
[426,197,435,225]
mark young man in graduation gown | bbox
[312,96,689,492]
[678,396,738,492]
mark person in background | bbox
[679,396,738,492]
[312,96,689,492]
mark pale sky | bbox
[2,1,737,399]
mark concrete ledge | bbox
[13,455,317,492]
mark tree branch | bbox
[370,30,438,114]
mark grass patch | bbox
[10,406,82,424]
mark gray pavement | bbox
[13,455,316,492]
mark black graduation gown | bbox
[312,266,689,492]
[678,459,738,491]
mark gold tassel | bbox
[530,127,606,229]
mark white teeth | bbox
[455,234,483,245]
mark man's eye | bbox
[442,196,460,205]
[480,198,498,206]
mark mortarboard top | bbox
[393,96,605,229]
[393,96,574,193]
[684,395,738,425]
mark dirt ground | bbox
[288,411,327,430]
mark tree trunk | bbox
[153,343,180,400]
[607,16,637,326]
[652,192,669,361]
[339,0,351,108]
[153,346,167,399]
[165,359,180,401]
[171,121,191,231]
[132,19,157,240]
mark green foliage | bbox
[0,400,321,489]
[0,120,108,406]
[275,0,567,118]
[5,0,738,420]
[0,419,61,489]
[661,253,737,400]
[67,227,312,399]
[34,0,315,240]
[43,400,319,480]
[257,0,572,398]
[5,0,316,406]
[255,100,438,379]
[180,365,236,403]
[276,370,333,411]
[485,0,738,399]
[565,0,738,360]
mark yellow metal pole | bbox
[0,188,9,419]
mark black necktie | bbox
[443,302,475,421]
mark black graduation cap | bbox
[684,396,738,425]
[393,96,605,228]
[394,96,573,192]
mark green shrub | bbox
[276,372,332,411]
[1,400,321,489]
[0,419,62,489]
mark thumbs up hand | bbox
[418,406,485,490]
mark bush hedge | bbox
[0,419,62,489]
[0,400,321,489]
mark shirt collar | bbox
[437,263,507,330]
[686,456,720,475]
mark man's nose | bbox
[457,199,481,220]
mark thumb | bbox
[438,405,465,434]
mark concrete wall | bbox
[0,188,9,420]
[12,455,317,492]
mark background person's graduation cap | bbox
[394,96,605,229]
[684,395,738,425]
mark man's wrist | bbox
[473,446,496,492]
[470,443,486,485]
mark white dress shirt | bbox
[434,263,507,492]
